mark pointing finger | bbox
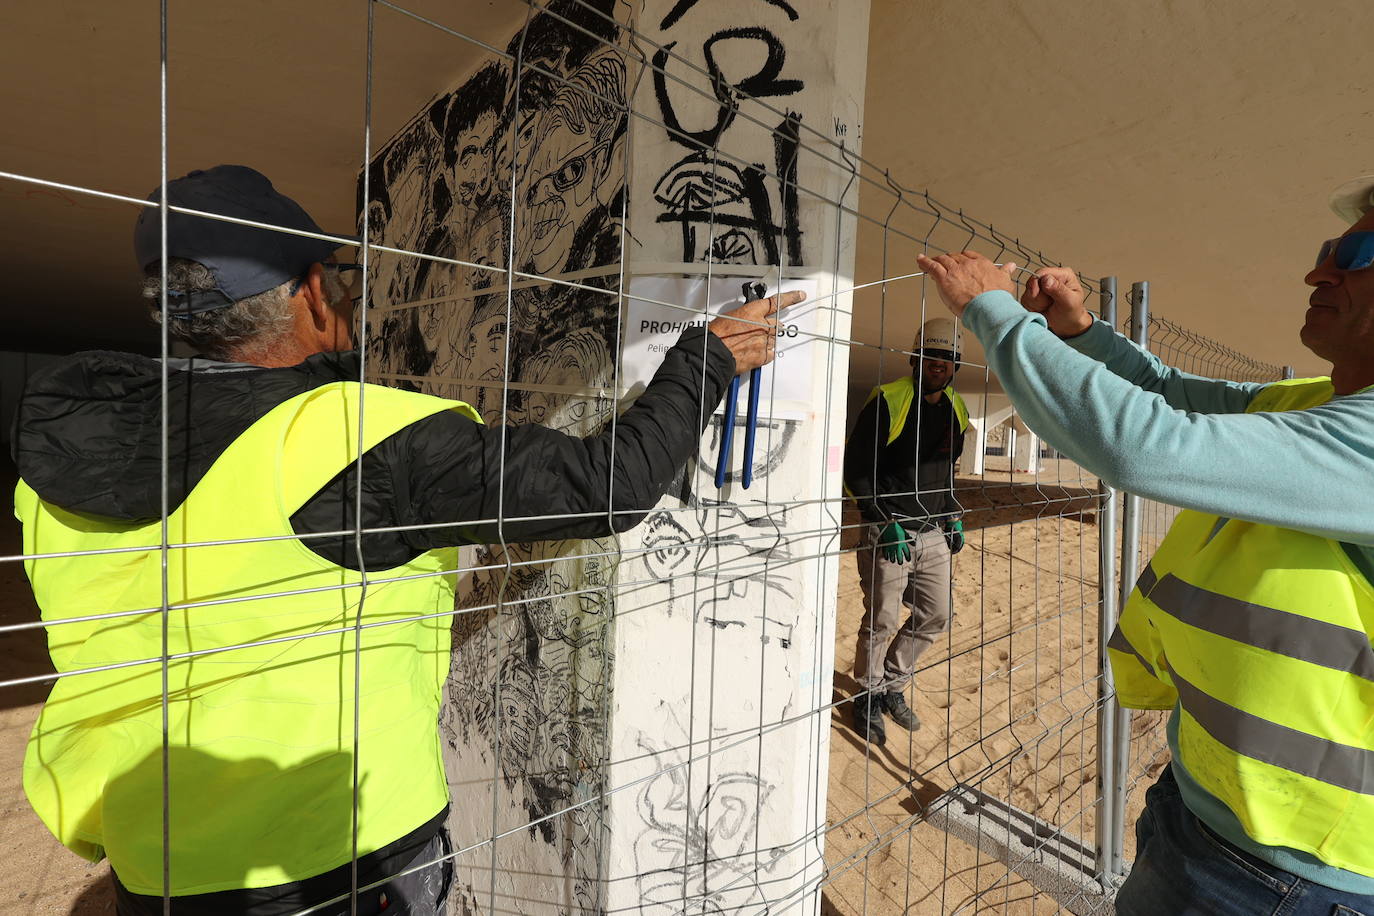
[766,289,807,315]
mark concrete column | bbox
[1013,424,1041,474]
[969,420,987,475]
[610,2,868,912]
[360,1,869,913]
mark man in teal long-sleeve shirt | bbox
[916,177,1374,916]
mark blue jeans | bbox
[1116,768,1374,916]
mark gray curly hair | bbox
[143,259,345,360]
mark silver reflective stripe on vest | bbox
[1134,562,1159,598]
[1150,573,1374,682]
[1108,628,1157,677]
[1173,671,1374,795]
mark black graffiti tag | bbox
[652,112,803,265]
[652,27,803,150]
[659,0,798,30]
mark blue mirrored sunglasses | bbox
[1316,231,1374,271]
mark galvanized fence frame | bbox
[0,2,1299,908]
[1093,281,1288,895]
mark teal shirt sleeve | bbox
[1060,317,1264,414]
[961,290,1374,547]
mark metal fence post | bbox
[1282,365,1296,380]
[1094,277,1122,884]
[1109,281,1151,875]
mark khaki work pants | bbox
[853,526,952,693]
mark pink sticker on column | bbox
[828,445,842,472]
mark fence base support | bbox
[925,783,1128,915]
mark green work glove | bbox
[878,521,911,564]
[944,518,965,555]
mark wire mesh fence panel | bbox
[0,2,1304,915]
[1128,312,1285,557]
[829,315,1115,913]
[1111,303,1286,874]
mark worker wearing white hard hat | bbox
[843,316,970,746]
[915,177,1374,914]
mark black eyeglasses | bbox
[533,138,613,198]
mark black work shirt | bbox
[844,383,966,529]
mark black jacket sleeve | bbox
[389,326,735,547]
[843,396,890,524]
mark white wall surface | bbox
[608,0,868,911]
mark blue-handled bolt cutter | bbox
[716,281,770,490]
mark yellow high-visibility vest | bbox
[16,381,479,895]
[864,376,969,446]
[1109,376,1374,876]
[842,377,969,501]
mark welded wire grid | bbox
[1126,311,1285,556]
[1110,304,1285,871]
[0,2,1293,915]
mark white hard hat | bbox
[1329,175,1374,225]
[915,317,959,358]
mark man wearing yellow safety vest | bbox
[916,176,1374,915]
[11,165,801,916]
[843,318,969,747]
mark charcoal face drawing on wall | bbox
[363,1,630,910]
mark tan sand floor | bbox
[822,475,1170,915]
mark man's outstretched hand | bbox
[915,251,1017,318]
[1020,267,1093,338]
[708,289,807,374]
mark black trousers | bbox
[114,827,453,916]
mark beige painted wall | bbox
[6,0,1370,373]
[851,0,1374,391]
[1,0,528,352]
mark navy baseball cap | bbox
[133,165,355,314]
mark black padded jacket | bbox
[12,327,734,569]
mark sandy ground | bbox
[0,457,1169,915]
[821,471,1171,915]
[0,458,116,913]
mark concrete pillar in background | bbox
[969,419,987,476]
[1014,425,1041,475]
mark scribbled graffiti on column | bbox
[649,10,805,266]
